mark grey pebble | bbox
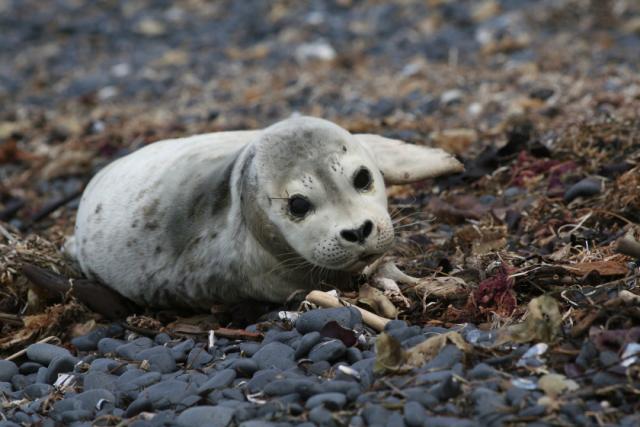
[309,406,337,427]
[124,397,153,418]
[44,356,76,384]
[468,363,500,380]
[231,358,258,377]
[136,346,176,373]
[239,342,262,357]
[423,345,462,371]
[422,416,478,427]
[187,346,213,369]
[384,320,408,331]
[246,369,280,394]
[264,378,316,396]
[19,361,43,375]
[23,383,53,399]
[176,405,234,427]
[296,307,362,334]
[75,388,116,411]
[252,342,295,370]
[171,339,195,362]
[71,328,108,351]
[308,340,346,363]
[116,337,153,359]
[154,333,172,345]
[26,343,72,365]
[83,371,118,392]
[97,338,125,355]
[404,401,427,427]
[295,332,322,359]
[564,178,601,203]
[137,379,198,409]
[0,360,18,382]
[305,392,346,410]
[198,369,237,394]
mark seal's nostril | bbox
[362,220,373,239]
[341,229,359,243]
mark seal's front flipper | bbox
[22,264,137,320]
[356,134,464,184]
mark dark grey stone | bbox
[295,332,322,359]
[137,379,198,409]
[252,342,295,370]
[384,320,408,331]
[246,369,280,394]
[198,369,237,394]
[124,397,153,418]
[231,358,259,377]
[60,409,93,423]
[19,361,43,375]
[136,346,177,373]
[116,337,154,359]
[154,333,172,345]
[0,360,18,382]
[362,404,391,425]
[468,363,500,380]
[44,356,76,384]
[176,405,234,427]
[187,346,214,369]
[308,340,346,363]
[305,392,346,410]
[26,343,73,365]
[83,371,118,392]
[264,378,317,396]
[170,339,195,362]
[422,345,462,371]
[421,416,478,427]
[295,307,362,334]
[23,383,53,399]
[309,405,337,427]
[404,401,427,427]
[239,342,261,357]
[75,388,116,411]
[71,328,108,351]
[97,338,125,355]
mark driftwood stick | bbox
[306,290,390,332]
[616,237,640,259]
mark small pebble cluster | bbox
[1,307,638,427]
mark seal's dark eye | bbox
[353,168,372,191]
[288,195,312,218]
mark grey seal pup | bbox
[67,117,463,309]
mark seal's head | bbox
[241,116,463,273]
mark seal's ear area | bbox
[355,134,464,185]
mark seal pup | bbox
[67,117,463,309]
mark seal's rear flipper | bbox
[356,134,464,184]
[22,264,137,320]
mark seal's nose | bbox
[340,220,374,244]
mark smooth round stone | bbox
[307,360,331,376]
[176,405,234,427]
[246,369,280,394]
[0,360,18,382]
[564,178,601,203]
[136,346,176,373]
[422,416,477,427]
[387,325,421,342]
[263,329,301,346]
[468,363,499,380]
[305,392,346,410]
[187,347,213,369]
[231,359,258,377]
[19,361,43,375]
[83,371,118,392]
[239,342,261,357]
[384,320,408,331]
[89,358,121,373]
[404,401,427,427]
[0,382,12,394]
[75,388,116,411]
[23,383,53,399]
[252,342,295,370]
[308,340,346,363]
[423,345,462,371]
[44,356,76,384]
[362,404,391,425]
[26,344,72,365]
[170,339,195,362]
[264,379,316,396]
[0,421,21,427]
[137,380,198,409]
[198,369,237,394]
[60,409,93,423]
[295,332,322,359]
[36,367,48,384]
[296,307,362,334]
[71,328,108,351]
[116,337,154,359]
[97,338,125,355]
[519,404,546,417]
[345,347,363,364]
[309,406,335,426]
[154,333,172,345]
[124,398,153,418]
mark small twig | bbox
[28,187,84,224]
